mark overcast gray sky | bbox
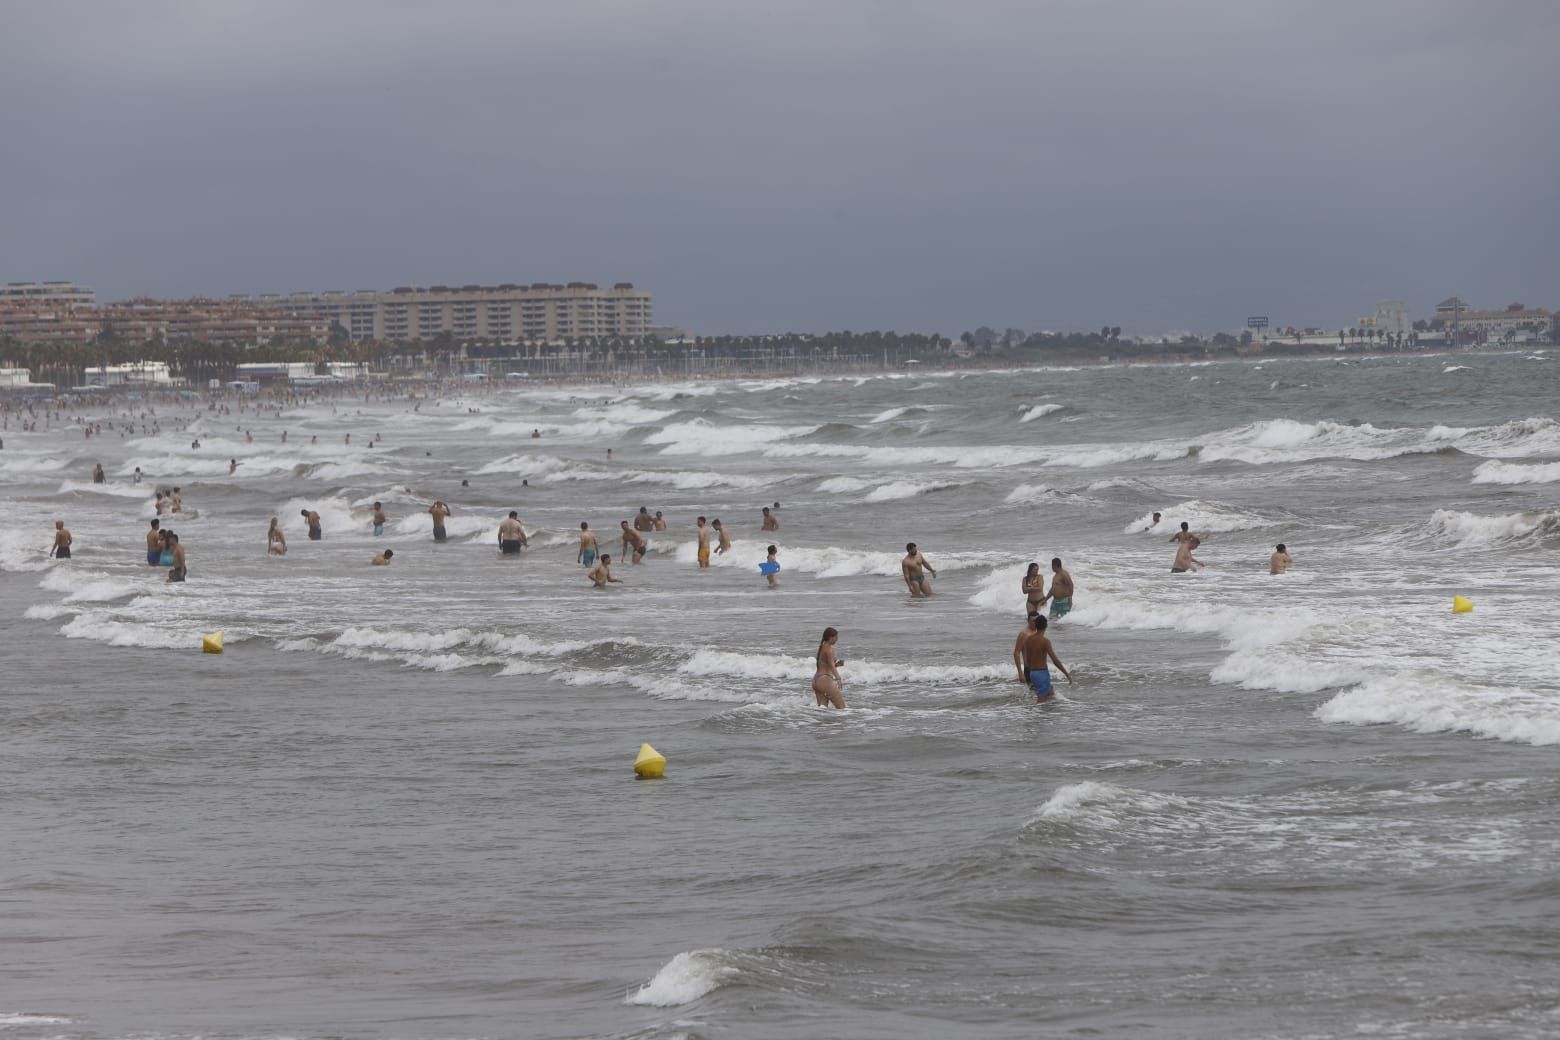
[2,0,1556,334]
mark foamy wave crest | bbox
[1123,500,1269,534]
[626,469,770,491]
[1209,649,1365,694]
[0,455,73,475]
[1471,460,1560,486]
[0,530,52,573]
[862,479,965,502]
[627,949,739,1006]
[1005,483,1063,505]
[1318,675,1560,746]
[1420,508,1560,549]
[643,419,819,456]
[869,407,908,423]
[56,480,150,498]
[0,1013,74,1026]
[38,568,142,603]
[58,615,200,649]
[679,648,1006,686]
[1443,365,1471,374]
[473,453,574,478]
[279,495,359,536]
[1031,781,1190,824]
[817,476,872,494]
[571,402,675,424]
[1440,417,1560,459]
[1019,403,1063,422]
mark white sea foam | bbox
[1019,403,1063,422]
[38,568,142,603]
[1122,500,1269,534]
[1470,460,1560,486]
[0,1013,73,1026]
[627,950,739,1006]
[862,479,964,502]
[816,476,873,494]
[869,407,908,423]
[1318,675,1560,746]
[643,419,818,456]
[1421,508,1559,549]
[56,479,151,498]
[1005,483,1063,505]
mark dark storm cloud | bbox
[2,0,1556,333]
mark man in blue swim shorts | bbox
[1018,615,1073,703]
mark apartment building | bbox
[1,281,96,307]
[1432,299,1552,337]
[265,282,653,342]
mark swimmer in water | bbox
[1040,557,1074,619]
[372,549,394,565]
[1270,543,1293,575]
[50,520,72,559]
[1022,562,1045,615]
[267,517,287,555]
[1171,536,1203,573]
[653,510,667,532]
[1019,615,1072,703]
[695,516,711,568]
[620,520,647,564]
[578,522,599,566]
[372,501,386,536]
[812,627,845,709]
[429,500,451,542]
[145,519,162,566]
[301,509,322,540]
[165,532,187,583]
[761,506,779,532]
[587,552,621,587]
[901,542,938,597]
[634,507,655,532]
[499,511,527,555]
[762,543,780,586]
[713,519,731,555]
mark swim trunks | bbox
[373,523,384,536]
[633,543,646,558]
[55,546,70,559]
[1170,566,1187,573]
[147,550,160,566]
[698,547,710,563]
[308,525,322,541]
[168,567,186,583]
[582,549,597,566]
[1028,669,1054,701]
[433,526,447,542]
[910,574,925,583]
[1048,596,1071,619]
[501,539,521,555]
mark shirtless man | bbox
[92,463,105,484]
[1013,612,1038,677]
[228,458,239,474]
[587,553,622,587]
[1170,521,1193,545]
[577,522,599,566]
[429,500,452,542]
[620,520,647,564]
[1270,543,1293,575]
[713,519,732,555]
[634,507,655,532]
[1040,557,1074,619]
[165,533,187,583]
[171,487,183,513]
[653,511,667,532]
[499,511,527,555]
[1019,615,1072,703]
[372,501,386,536]
[761,506,779,532]
[1171,536,1204,573]
[901,542,938,596]
[372,549,394,566]
[146,519,162,566]
[695,517,712,568]
[49,520,72,559]
[1149,511,1162,529]
[301,508,323,540]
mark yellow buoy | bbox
[1452,596,1473,614]
[202,631,225,654]
[634,742,666,779]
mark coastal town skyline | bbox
[3,2,1555,336]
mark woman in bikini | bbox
[812,627,845,709]
[1022,562,1045,616]
[267,517,287,556]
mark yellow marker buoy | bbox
[1452,596,1473,614]
[634,742,666,779]
[202,631,225,654]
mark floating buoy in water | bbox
[1452,596,1474,614]
[201,631,224,654]
[634,742,666,779]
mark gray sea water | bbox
[3,352,1559,1039]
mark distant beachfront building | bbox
[1,282,96,307]
[2,280,652,347]
[1371,301,1408,336]
[83,361,175,387]
[1433,299,1551,338]
[257,282,653,343]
